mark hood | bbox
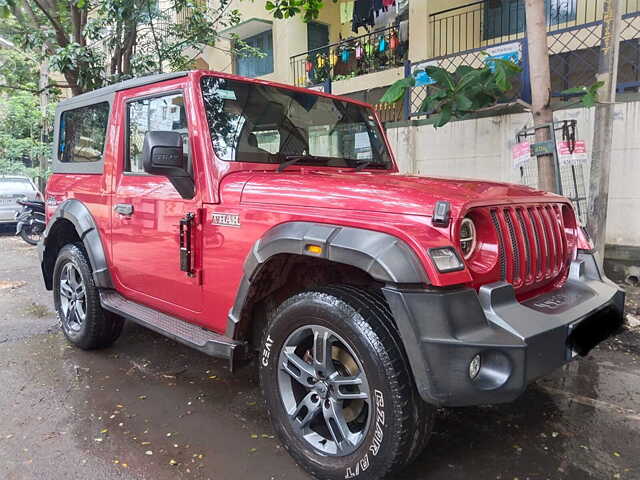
[240,171,563,217]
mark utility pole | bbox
[587,0,622,268]
[524,0,558,193]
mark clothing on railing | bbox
[352,0,397,33]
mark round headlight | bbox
[459,217,476,259]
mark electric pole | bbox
[524,0,558,193]
[587,0,622,268]
[38,45,49,193]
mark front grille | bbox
[490,204,569,289]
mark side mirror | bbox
[142,131,194,199]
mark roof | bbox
[58,71,189,109]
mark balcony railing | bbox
[290,25,407,88]
[429,0,640,58]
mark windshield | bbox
[200,76,392,169]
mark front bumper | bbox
[382,252,625,407]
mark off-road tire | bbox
[53,243,124,349]
[259,285,435,480]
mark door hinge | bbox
[179,212,195,277]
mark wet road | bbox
[0,231,639,480]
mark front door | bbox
[111,90,202,317]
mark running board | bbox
[100,290,247,372]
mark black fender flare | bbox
[226,221,429,338]
[38,199,113,290]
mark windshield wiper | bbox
[275,154,322,172]
[353,159,374,171]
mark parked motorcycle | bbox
[15,199,45,245]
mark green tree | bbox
[0,0,246,95]
[0,91,53,179]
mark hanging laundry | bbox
[352,0,375,33]
[398,19,409,43]
[382,0,395,7]
[340,1,355,24]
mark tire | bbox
[53,243,124,349]
[259,285,435,480]
[19,226,41,245]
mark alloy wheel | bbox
[58,261,87,333]
[277,325,371,456]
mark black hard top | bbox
[57,71,188,109]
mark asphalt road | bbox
[1,229,639,480]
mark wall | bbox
[385,100,640,247]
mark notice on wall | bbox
[557,140,588,165]
[512,141,531,168]
[485,42,523,71]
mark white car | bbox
[0,176,42,224]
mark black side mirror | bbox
[142,131,194,199]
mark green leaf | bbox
[425,66,455,90]
[419,96,440,114]
[380,76,415,104]
[560,86,588,95]
[434,104,452,128]
[454,94,473,111]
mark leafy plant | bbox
[381,56,522,128]
[264,0,338,23]
[560,81,605,108]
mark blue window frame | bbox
[235,30,274,78]
[484,0,577,40]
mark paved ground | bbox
[0,229,639,480]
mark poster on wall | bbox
[484,42,523,70]
[512,141,531,168]
[557,140,588,165]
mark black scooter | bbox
[15,199,45,245]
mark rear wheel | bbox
[259,286,434,480]
[53,243,123,349]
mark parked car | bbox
[0,175,41,226]
[38,71,625,480]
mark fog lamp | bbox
[429,247,464,272]
[469,354,481,380]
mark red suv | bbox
[39,70,624,480]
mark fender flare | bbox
[226,221,429,338]
[38,199,113,290]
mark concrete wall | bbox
[385,100,640,247]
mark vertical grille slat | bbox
[486,203,570,291]
[490,210,507,281]
[503,209,520,283]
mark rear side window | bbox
[58,103,110,163]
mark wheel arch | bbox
[39,199,113,290]
[226,222,429,341]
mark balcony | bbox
[290,25,407,88]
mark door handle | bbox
[114,203,134,216]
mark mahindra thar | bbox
[39,70,624,480]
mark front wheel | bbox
[259,286,434,480]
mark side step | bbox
[100,290,247,371]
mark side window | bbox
[127,93,189,173]
[58,102,109,163]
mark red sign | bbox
[512,141,531,168]
[557,140,588,165]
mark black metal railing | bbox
[429,0,640,58]
[290,25,407,88]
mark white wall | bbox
[386,101,640,247]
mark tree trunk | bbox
[587,0,622,267]
[524,0,558,193]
